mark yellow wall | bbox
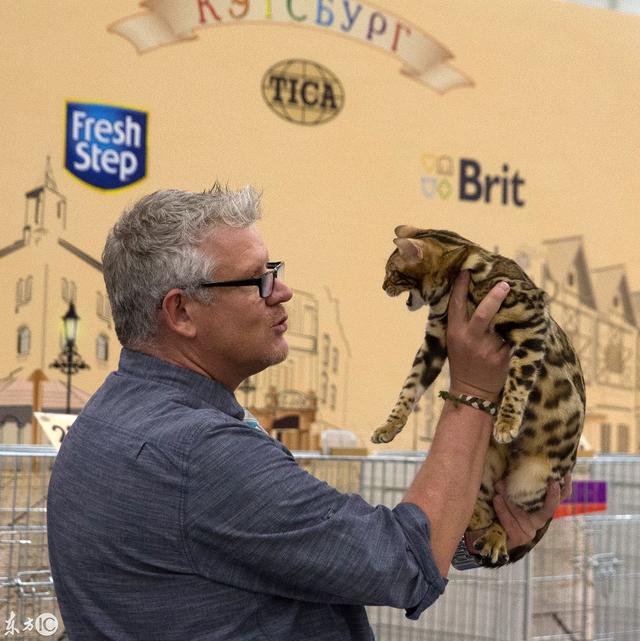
[2,1,640,450]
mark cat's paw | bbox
[492,418,520,444]
[473,525,509,566]
[371,423,403,443]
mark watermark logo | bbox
[421,153,526,207]
[65,101,148,190]
[262,59,344,126]
[4,611,58,636]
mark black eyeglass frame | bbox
[198,261,284,299]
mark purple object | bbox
[563,480,607,504]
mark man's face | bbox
[188,225,293,390]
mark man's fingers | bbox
[448,271,470,324]
[560,473,573,501]
[494,475,573,551]
[468,281,510,336]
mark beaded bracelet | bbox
[438,390,498,417]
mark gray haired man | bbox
[47,186,568,640]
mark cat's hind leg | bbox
[474,453,552,565]
[468,444,509,565]
[504,454,553,513]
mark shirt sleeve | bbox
[182,422,447,618]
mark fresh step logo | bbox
[420,153,526,207]
[65,102,148,190]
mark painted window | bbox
[15,279,23,308]
[600,423,611,453]
[322,334,331,367]
[96,334,109,362]
[320,372,328,404]
[15,276,33,309]
[62,278,77,302]
[617,424,629,453]
[17,326,30,356]
[604,339,623,374]
[24,276,33,301]
[330,384,337,411]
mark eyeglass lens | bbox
[261,263,284,298]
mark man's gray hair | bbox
[102,184,261,347]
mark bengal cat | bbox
[372,225,585,567]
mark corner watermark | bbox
[4,611,58,636]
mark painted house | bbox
[0,161,351,448]
[0,161,117,442]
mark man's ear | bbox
[160,289,198,338]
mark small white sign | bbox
[33,412,77,449]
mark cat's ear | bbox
[394,237,423,262]
[394,225,420,238]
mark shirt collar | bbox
[117,348,245,420]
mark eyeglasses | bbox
[198,261,285,299]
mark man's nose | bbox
[267,277,293,304]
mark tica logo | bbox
[420,153,526,207]
[262,59,344,126]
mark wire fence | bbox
[0,447,61,640]
[0,447,639,640]
[298,453,640,641]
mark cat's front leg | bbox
[371,345,429,443]
[371,321,447,444]
[492,324,548,444]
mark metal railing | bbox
[0,447,61,639]
[2,446,640,640]
[296,453,640,641]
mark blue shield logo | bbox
[65,102,147,190]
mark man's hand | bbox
[447,271,511,403]
[465,474,573,552]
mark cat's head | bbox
[383,225,474,309]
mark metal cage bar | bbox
[0,447,639,639]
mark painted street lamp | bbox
[49,301,89,413]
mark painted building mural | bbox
[0,162,351,448]
[2,1,640,454]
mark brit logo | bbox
[65,101,147,190]
[421,153,526,207]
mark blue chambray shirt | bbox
[47,349,447,640]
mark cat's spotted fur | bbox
[372,226,585,566]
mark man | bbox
[47,186,568,640]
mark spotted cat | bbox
[371,225,585,566]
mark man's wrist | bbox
[449,384,500,404]
[439,390,498,418]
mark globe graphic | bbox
[261,59,345,126]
